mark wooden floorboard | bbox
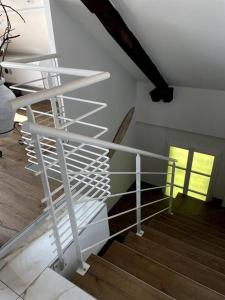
[72,254,173,300]
[173,194,225,230]
[125,232,225,295]
[0,101,56,247]
[148,219,225,260]
[142,225,225,275]
[155,214,225,249]
[103,241,225,300]
[159,213,225,241]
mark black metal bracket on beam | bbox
[81,0,174,102]
[150,87,174,103]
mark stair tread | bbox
[125,231,225,295]
[155,214,225,248]
[142,225,225,275]
[103,241,225,300]
[173,194,225,230]
[166,213,225,237]
[72,254,173,300]
[148,219,225,260]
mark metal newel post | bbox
[169,161,176,215]
[56,138,90,275]
[26,106,65,268]
[136,154,144,236]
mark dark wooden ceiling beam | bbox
[81,0,174,102]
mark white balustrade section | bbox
[0,56,176,274]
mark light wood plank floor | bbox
[0,129,45,246]
[0,101,55,247]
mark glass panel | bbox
[192,152,215,175]
[188,173,210,194]
[166,166,172,183]
[174,168,186,187]
[165,186,183,198]
[167,167,185,186]
[187,191,206,201]
[169,146,189,169]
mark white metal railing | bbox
[23,121,176,272]
[0,56,176,274]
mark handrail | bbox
[11,72,110,111]
[1,61,105,77]
[23,122,176,162]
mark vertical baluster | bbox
[136,154,144,236]
[27,105,65,268]
[56,138,90,275]
[169,161,176,215]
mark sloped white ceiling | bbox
[112,0,225,90]
[55,0,147,81]
[57,0,225,90]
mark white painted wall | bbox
[135,82,225,203]
[136,82,225,140]
[48,0,225,206]
[37,0,225,207]
[49,0,137,210]
[135,121,225,203]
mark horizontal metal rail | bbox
[49,171,171,175]
[81,207,170,254]
[10,75,58,90]
[1,61,105,77]
[11,72,110,111]
[23,122,176,163]
[76,184,171,204]
[79,196,170,230]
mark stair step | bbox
[155,214,225,248]
[173,194,225,230]
[71,254,173,300]
[103,241,225,300]
[160,213,225,240]
[124,232,225,295]
[142,225,225,275]
[148,219,225,260]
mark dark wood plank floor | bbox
[173,193,225,229]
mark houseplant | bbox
[0,1,25,136]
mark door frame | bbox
[165,139,220,201]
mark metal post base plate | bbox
[76,262,90,276]
[136,230,144,237]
